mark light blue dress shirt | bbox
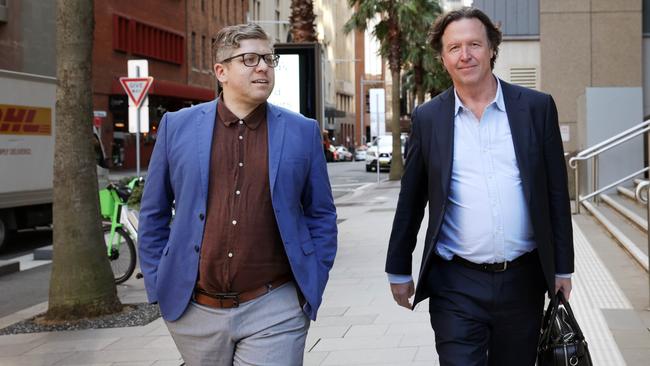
[388,79,569,284]
[435,79,535,263]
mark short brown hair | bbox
[428,7,502,69]
[213,23,273,64]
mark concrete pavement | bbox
[0,179,649,365]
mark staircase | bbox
[580,179,649,271]
[569,120,650,273]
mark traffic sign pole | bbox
[136,67,141,179]
[119,73,153,179]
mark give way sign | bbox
[119,77,154,109]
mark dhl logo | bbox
[0,104,52,136]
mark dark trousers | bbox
[427,255,547,366]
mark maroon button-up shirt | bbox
[196,98,291,294]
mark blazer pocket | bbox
[301,240,315,255]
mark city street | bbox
[0,178,649,365]
[0,162,383,318]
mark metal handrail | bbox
[570,119,650,214]
[569,120,650,168]
[579,167,649,202]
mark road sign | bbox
[119,77,154,109]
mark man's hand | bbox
[390,281,415,309]
[555,277,572,300]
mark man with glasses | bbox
[138,23,337,365]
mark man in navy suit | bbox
[386,8,573,366]
[138,23,337,365]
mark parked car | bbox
[335,146,353,161]
[354,146,367,161]
[365,134,406,172]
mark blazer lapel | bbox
[267,104,286,195]
[435,88,456,197]
[197,100,217,202]
[502,81,533,204]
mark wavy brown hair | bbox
[428,7,502,69]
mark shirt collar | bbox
[217,96,266,130]
[453,76,505,116]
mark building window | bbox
[201,0,205,12]
[191,32,197,68]
[113,14,184,65]
[201,36,208,70]
[211,38,216,69]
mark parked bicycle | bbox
[98,177,141,284]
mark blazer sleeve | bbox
[301,121,338,274]
[543,95,574,274]
[385,105,430,275]
[137,113,175,303]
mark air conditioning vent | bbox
[509,66,538,90]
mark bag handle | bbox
[538,292,561,347]
[556,291,586,339]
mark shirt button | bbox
[239,135,243,140]
[235,190,241,195]
[199,213,205,220]
[232,220,237,225]
[239,120,244,125]
[228,252,233,258]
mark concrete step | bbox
[581,200,648,271]
[600,193,647,232]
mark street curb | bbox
[33,247,52,260]
[0,260,19,277]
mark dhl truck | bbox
[0,69,109,251]
[0,69,57,251]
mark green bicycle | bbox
[98,178,141,284]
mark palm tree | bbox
[345,0,405,180]
[45,0,121,321]
[290,0,318,42]
[402,0,448,105]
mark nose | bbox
[255,59,270,72]
[459,46,471,61]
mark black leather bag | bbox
[537,291,593,366]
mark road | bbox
[0,162,385,318]
[327,160,387,199]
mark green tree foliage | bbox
[401,0,451,105]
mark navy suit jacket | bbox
[138,100,337,321]
[386,80,573,308]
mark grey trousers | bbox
[165,282,310,366]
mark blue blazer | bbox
[386,80,574,308]
[138,100,337,321]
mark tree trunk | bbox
[290,0,318,42]
[389,69,403,180]
[46,0,121,321]
[414,63,425,106]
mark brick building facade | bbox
[94,0,248,169]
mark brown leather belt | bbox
[451,250,536,273]
[193,276,292,309]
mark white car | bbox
[365,135,405,172]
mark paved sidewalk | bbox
[0,180,648,365]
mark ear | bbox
[214,63,228,84]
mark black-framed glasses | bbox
[219,53,280,68]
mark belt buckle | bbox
[215,292,240,308]
[494,261,508,272]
